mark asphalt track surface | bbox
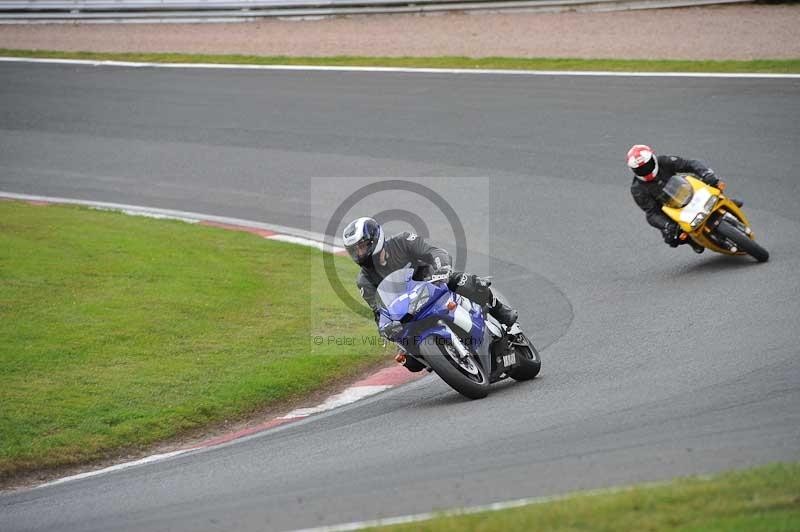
[1,62,799,531]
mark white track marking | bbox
[32,384,393,488]
[0,191,333,244]
[280,385,391,418]
[39,450,192,488]
[291,477,705,532]
[91,206,199,223]
[1,56,799,79]
[268,234,346,254]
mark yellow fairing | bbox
[661,176,753,256]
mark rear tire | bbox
[509,334,541,381]
[716,219,769,263]
[420,338,490,400]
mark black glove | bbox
[699,170,719,187]
[430,263,452,283]
[412,263,450,282]
[662,221,682,247]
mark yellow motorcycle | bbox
[661,174,769,262]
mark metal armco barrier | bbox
[0,0,754,22]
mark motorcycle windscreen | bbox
[659,174,694,209]
[376,267,415,319]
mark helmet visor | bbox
[633,157,657,178]
[347,238,376,264]
[354,240,373,260]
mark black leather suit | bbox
[630,154,719,233]
[356,232,491,321]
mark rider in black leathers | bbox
[342,217,518,331]
[627,144,730,253]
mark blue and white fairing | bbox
[376,268,493,370]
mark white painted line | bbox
[32,384,394,489]
[268,233,346,254]
[1,56,799,79]
[292,478,687,532]
[90,206,199,223]
[280,385,391,418]
[0,191,337,245]
[39,450,192,488]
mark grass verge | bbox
[373,462,800,531]
[0,200,386,479]
[1,49,799,73]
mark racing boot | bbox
[460,273,518,327]
[688,239,705,254]
[395,352,425,373]
[489,298,518,327]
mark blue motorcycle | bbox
[377,267,541,399]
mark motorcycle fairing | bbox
[376,268,493,374]
[661,175,756,256]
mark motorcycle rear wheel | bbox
[509,333,542,381]
[420,339,490,400]
[716,219,769,263]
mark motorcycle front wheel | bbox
[420,338,490,400]
[716,219,769,263]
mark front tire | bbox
[420,338,490,400]
[716,219,769,263]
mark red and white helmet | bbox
[627,144,659,182]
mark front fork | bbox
[706,210,752,252]
[720,212,751,236]
[439,320,493,378]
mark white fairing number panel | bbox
[453,305,473,333]
[680,188,712,223]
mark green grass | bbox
[0,200,386,478]
[373,463,800,532]
[2,48,800,73]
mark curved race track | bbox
[1,62,799,532]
